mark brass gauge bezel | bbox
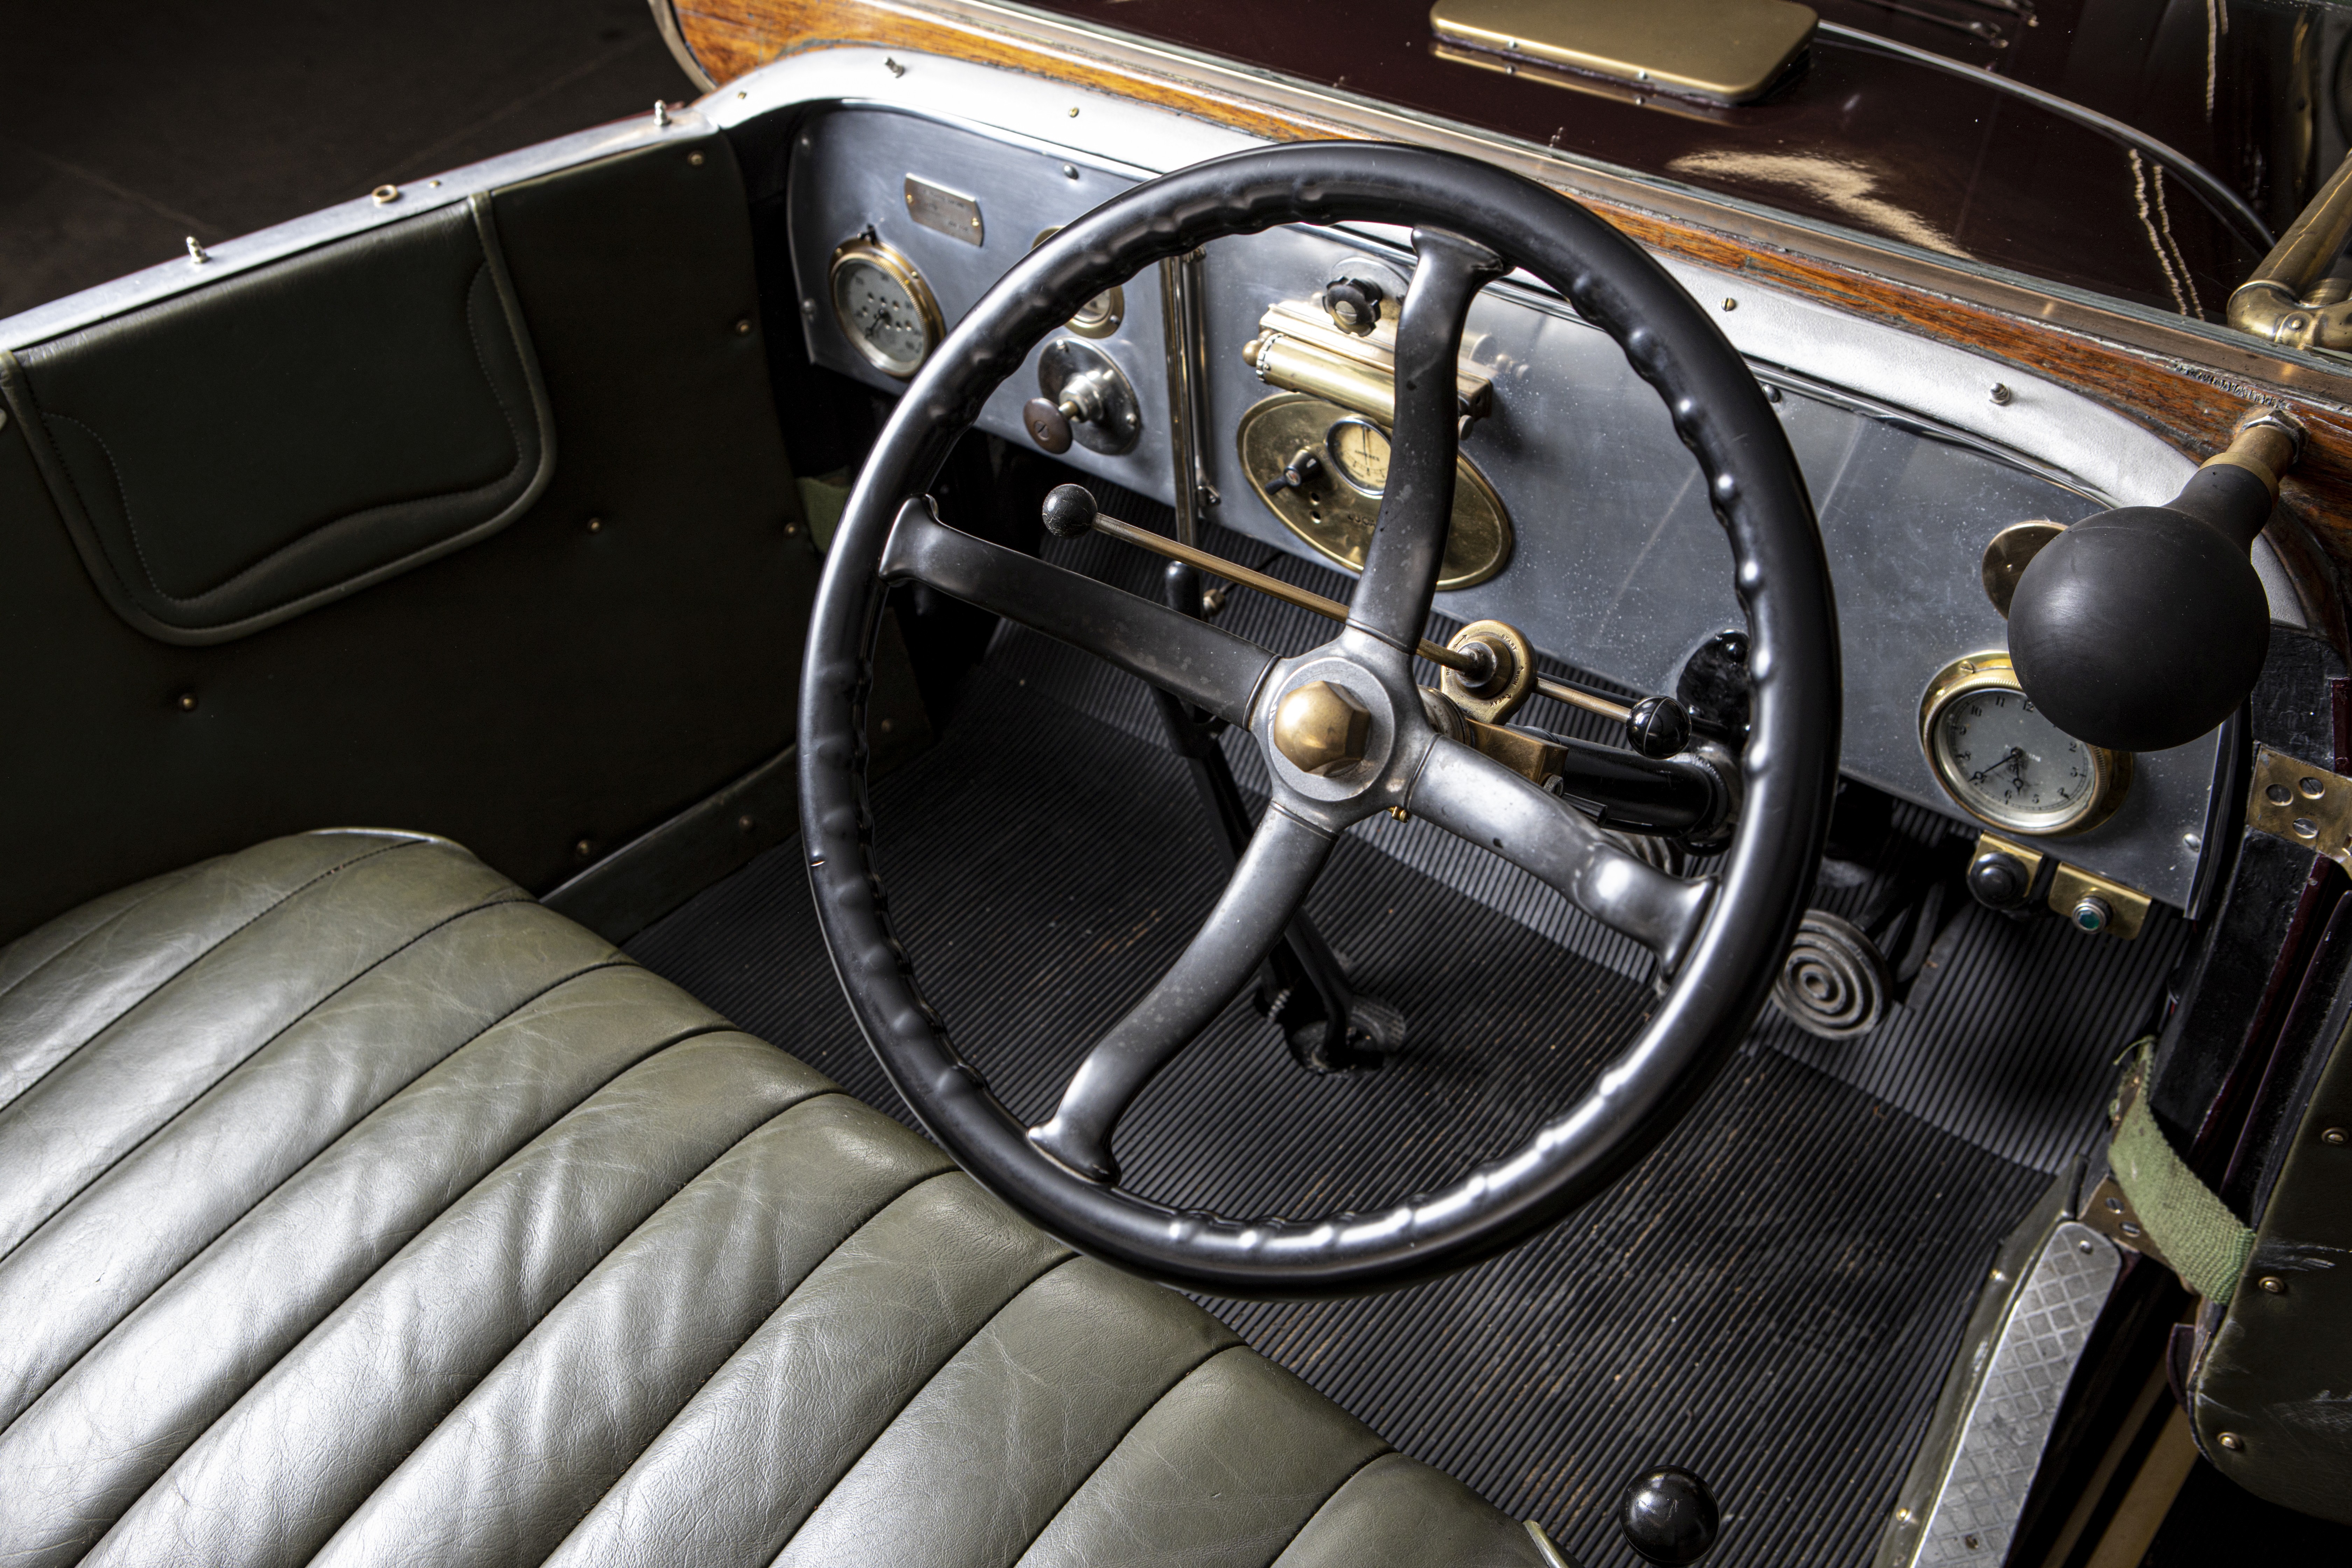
[1030,227,1124,338]
[1918,651,2130,836]
[827,236,943,379]
[1236,393,1513,591]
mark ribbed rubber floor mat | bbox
[631,492,2176,1564]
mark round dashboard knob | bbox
[1625,694,1692,758]
[1324,276,1386,335]
[1023,396,1075,454]
[1967,849,2033,911]
[1040,483,1099,539]
[1620,1466,1720,1564]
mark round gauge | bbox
[1920,651,2130,836]
[1029,228,1123,338]
[828,237,941,379]
[1325,417,1392,495]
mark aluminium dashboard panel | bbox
[782,101,2217,909]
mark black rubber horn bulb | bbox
[2006,416,2296,754]
[1620,1465,1720,1564]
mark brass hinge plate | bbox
[2246,744,2352,870]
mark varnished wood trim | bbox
[679,0,2352,642]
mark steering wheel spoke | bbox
[1410,736,1715,978]
[1028,804,1336,1185]
[880,496,1276,726]
[1345,230,1506,655]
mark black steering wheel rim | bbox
[800,140,1840,1297]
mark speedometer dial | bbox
[828,237,941,379]
[1920,651,2129,835]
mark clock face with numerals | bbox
[828,240,939,378]
[1921,654,2127,836]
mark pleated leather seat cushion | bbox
[0,829,1548,1568]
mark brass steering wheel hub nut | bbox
[1273,680,1373,775]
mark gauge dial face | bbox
[829,243,938,378]
[1325,418,1392,495]
[1921,654,2126,835]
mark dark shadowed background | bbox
[0,0,693,318]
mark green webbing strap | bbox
[2109,1042,2257,1305]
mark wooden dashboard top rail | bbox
[671,0,2352,649]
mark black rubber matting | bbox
[631,502,2183,1566]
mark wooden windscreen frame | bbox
[666,0,2352,649]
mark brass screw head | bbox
[2220,1431,2246,1452]
[2260,1275,2287,1295]
[2324,1127,2348,1146]
[1272,680,1371,776]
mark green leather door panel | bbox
[0,132,812,943]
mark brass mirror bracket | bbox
[2229,150,2352,351]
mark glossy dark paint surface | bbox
[1020,0,2291,317]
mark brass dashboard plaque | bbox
[1237,393,1512,591]
[903,175,984,246]
[1430,0,1817,104]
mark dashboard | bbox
[777,90,2270,919]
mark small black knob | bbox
[1620,1467,1719,1565]
[1041,483,1099,540]
[1324,277,1386,336]
[1967,849,2032,911]
[1023,396,1074,454]
[1263,448,1324,497]
[1625,695,1691,759]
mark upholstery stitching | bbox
[1001,1330,1249,1565]
[0,951,641,1441]
[1005,1341,1261,1565]
[0,862,203,1006]
[76,1016,750,1560]
[0,836,426,1118]
[0,889,539,1275]
[537,1126,956,1555]
[763,1205,1082,1567]
[312,1068,849,1558]
[41,411,180,601]
[37,256,534,619]
[1264,1446,1400,1568]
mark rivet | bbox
[1062,162,1080,180]
[427,179,441,188]
[734,318,752,335]
[737,814,755,833]
[883,57,905,77]
[879,718,894,734]
[738,90,748,99]
[1989,383,2014,406]
[185,236,210,265]
[1068,105,1080,117]
[2268,782,2293,805]
[2260,1275,2286,1294]
[802,299,818,317]
[2325,1127,2348,1145]
[586,517,602,533]
[2302,776,2326,798]
[1388,805,1409,822]
[784,521,798,536]
[175,691,198,713]
[1964,1533,1981,1550]
[574,838,593,858]
[1721,296,1737,312]
[2078,1239,2095,1254]
[2220,1431,2245,1452]
[1989,1268,2007,1283]
[1895,1506,1913,1524]
[688,151,705,167]
[371,184,400,205]
[1765,384,1782,402]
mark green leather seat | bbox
[0,830,1548,1567]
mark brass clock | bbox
[828,236,942,379]
[1919,651,2129,836]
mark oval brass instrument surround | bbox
[827,235,943,379]
[1236,393,1513,590]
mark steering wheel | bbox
[800,141,1839,1296]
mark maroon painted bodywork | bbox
[1022,0,2304,319]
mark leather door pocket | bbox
[0,194,554,644]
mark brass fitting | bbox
[1272,681,1372,775]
